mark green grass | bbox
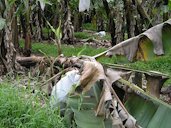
[20,40,116,63]
[126,56,171,86]
[83,23,97,31]
[127,56,171,75]
[74,32,90,39]
[0,83,66,128]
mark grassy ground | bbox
[20,39,117,64]
[0,82,66,128]
[20,39,171,85]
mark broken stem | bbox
[40,68,70,86]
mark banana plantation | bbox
[1,0,171,128]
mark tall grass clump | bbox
[0,83,66,128]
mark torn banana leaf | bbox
[125,94,171,128]
[94,19,171,62]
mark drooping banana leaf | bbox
[125,94,171,128]
[94,19,171,62]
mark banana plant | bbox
[46,20,62,56]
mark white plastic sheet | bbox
[79,0,90,12]
[50,70,80,107]
[95,31,106,37]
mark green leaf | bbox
[125,94,171,128]
[46,20,62,39]
[67,95,97,110]
[56,25,62,39]
[72,109,106,128]
[66,83,113,128]
[46,20,56,34]
[0,18,5,30]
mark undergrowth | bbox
[0,83,66,128]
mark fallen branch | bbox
[16,56,44,67]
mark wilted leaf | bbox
[79,60,105,92]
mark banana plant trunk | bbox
[12,4,19,50]
[0,1,17,73]
[62,0,74,44]
[102,0,116,46]
[74,12,83,32]
[23,1,31,57]
[123,0,135,38]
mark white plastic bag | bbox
[50,70,80,107]
[95,31,106,37]
[79,0,90,12]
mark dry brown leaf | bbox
[79,60,105,92]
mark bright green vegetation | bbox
[0,83,66,128]
[83,23,97,31]
[128,56,171,75]
[74,32,90,39]
[127,56,171,85]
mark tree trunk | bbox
[23,1,31,57]
[33,3,43,41]
[3,2,16,73]
[102,0,116,46]
[12,5,19,50]
[96,12,105,31]
[123,0,135,38]
[135,0,153,29]
[62,0,74,44]
[115,1,124,44]
[0,0,5,75]
[74,12,83,32]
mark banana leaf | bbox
[94,19,171,62]
[72,109,107,128]
[65,83,112,128]
[125,94,171,128]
